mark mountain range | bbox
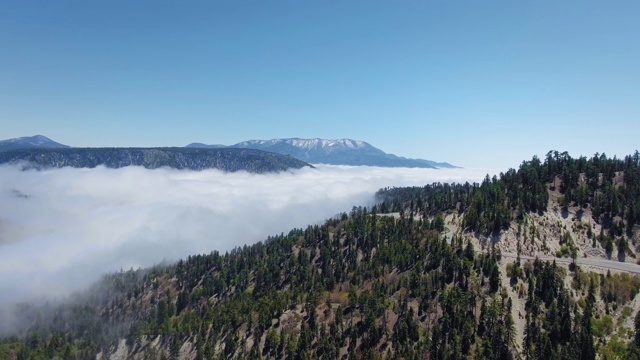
[0,135,457,169]
[0,147,310,173]
[188,138,457,168]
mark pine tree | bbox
[579,286,596,360]
[635,310,640,347]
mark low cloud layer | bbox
[0,164,494,307]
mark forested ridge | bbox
[377,150,640,236]
[2,150,640,360]
[0,147,311,173]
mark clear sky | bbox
[1,0,638,169]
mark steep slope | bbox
[1,210,516,360]
[377,151,640,262]
[0,148,311,173]
[0,135,69,152]
[3,151,640,360]
[188,138,457,168]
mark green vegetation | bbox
[2,150,640,359]
[379,150,640,234]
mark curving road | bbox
[502,253,640,274]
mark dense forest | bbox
[1,150,640,359]
[0,148,311,173]
[378,150,640,236]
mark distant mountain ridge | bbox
[187,138,457,168]
[0,148,311,173]
[0,135,69,151]
[0,135,457,169]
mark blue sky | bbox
[1,0,638,169]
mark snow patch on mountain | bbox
[189,138,457,169]
[0,135,69,151]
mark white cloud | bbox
[0,164,495,307]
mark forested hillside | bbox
[377,150,640,236]
[0,148,311,173]
[2,150,640,360]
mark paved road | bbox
[502,253,640,274]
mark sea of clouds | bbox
[0,164,496,308]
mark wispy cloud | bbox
[0,164,495,307]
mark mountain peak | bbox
[188,137,457,168]
[0,135,69,151]
[241,138,371,151]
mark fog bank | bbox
[0,164,493,307]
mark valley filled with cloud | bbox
[0,164,494,307]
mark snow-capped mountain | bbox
[233,138,386,158]
[0,135,69,152]
[0,135,456,168]
[187,138,457,168]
